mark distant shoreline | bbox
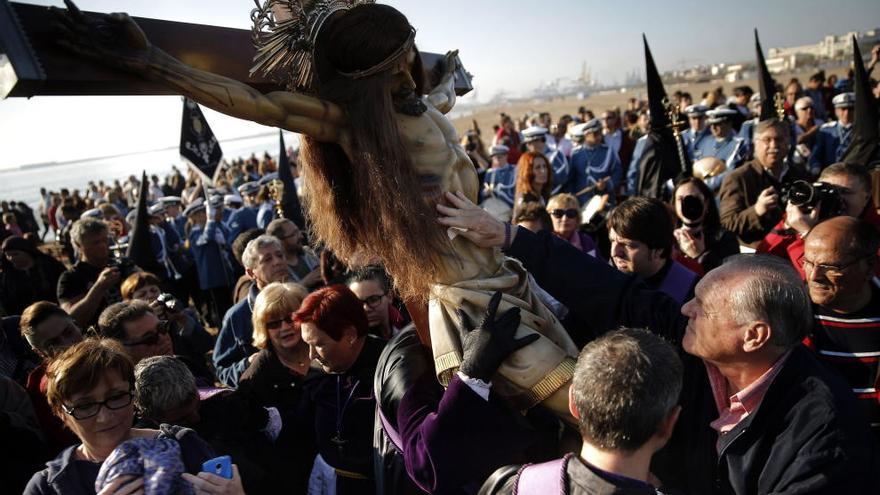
[0,130,282,173]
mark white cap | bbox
[684,104,709,117]
[832,92,855,108]
[489,144,510,156]
[224,194,243,205]
[521,125,549,143]
[706,107,737,124]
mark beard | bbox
[392,87,427,116]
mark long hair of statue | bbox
[300,4,447,301]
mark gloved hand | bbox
[457,291,540,382]
[205,199,218,221]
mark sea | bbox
[0,131,300,216]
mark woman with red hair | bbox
[295,285,385,495]
[513,151,552,207]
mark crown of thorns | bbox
[250,0,415,93]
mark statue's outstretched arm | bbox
[426,50,458,114]
[53,1,346,142]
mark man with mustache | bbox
[719,119,809,248]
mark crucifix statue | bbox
[44,0,579,417]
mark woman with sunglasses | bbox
[546,194,598,257]
[514,152,553,206]
[25,338,224,495]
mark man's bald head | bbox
[804,217,878,311]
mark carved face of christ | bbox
[390,48,427,116]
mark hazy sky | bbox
[1,0,878,169]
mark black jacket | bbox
[506,228,879,494]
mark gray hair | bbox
[722,254,813,347]
[572,328,682,451]
[241,234,283,270]
[70,217,108,246]
[134,355,197,420]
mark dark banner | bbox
[180,97,222,181]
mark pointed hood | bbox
[755,29,778,121]
[126,171,162,275]
[644,35,671,132]
[636,35,689,197]
[277,130,306,229]
[842,36,880,167]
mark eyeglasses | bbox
[550,208,579,219]
[359,293,387,309]
[123,320,174,347]
[802,255,872,278]
[62,391,134,420]
[265,314,294,330]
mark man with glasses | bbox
[720,119,809,247]
[606,197,698,305]
[792,96,824,169]
[803,216,880,440]
[348,267,404,340]
[810,92,856,173]
[266,218,322,290]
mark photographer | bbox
[57,218,136,328]
[121,271,215,381]
[759,162,880,278]
[670,177,740,273]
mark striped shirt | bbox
[810,278,880,434]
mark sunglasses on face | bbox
[265,314,294,330]
[123,320,174,347]
[360,293,387,309]
[550,208,579,219]
[62,390,134,420]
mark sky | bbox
[1,0,878,170]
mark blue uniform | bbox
[225,206,258,243]
[682,127,711,161]
[694,131,747,191]
[256,201,276,229]
[810,121,853,173]
[544,145,570,195]
[171,215,187,240]
[626,135,649,196]
[188,220,234,291]
[569,144,622,206]
[480,164,517,207]
[213,284,258,387]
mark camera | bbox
[680,195,704,226]
[107,256,137,279]
[157,293,184,313]
[783,180,844,220]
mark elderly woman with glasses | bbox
[546,194,598,257]
[238,282,320,492]
[23,338,230,495]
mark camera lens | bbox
[787,180,815,207]
[680,195,704,222]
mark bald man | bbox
[804,216,880,439]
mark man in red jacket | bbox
[759,162,879,278]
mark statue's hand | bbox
[52,0,152,72]
[442,50,459,79]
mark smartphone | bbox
[201,455,233,479]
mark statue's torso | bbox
[394,101,496,284]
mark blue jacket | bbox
[213,284,258,387]
[683,127,711,161]
[568,144,622,205]
[693,131,747,191]
[187,220,233,290]
[480,164,517,207]
[225,206,258,244]
[256,201,276,229]
[544,145,570,195]
[626,135,649,196]
[810,120,853,172]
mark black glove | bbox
[457,291,540,381]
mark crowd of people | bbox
[2,38,880,495]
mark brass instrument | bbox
[662,96,689,173]
[268,178,285,219]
